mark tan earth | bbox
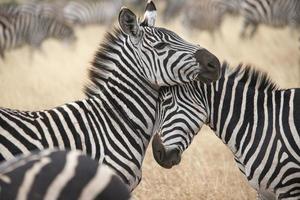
[0,15,299,200]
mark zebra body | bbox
[240,0,300,38]
[163,0,240,35]
[63,0,123,26]
[0,13,75,57]
[0,1,220,190]
[0,149,131,200]
[0,0,122,26]
[153,63,300,199]
[181,0,228,34]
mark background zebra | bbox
[0,149,131,200]
[240,0,300,38]
[0,0,132,27]
[152,62,300,199]
[162,0,240,35]
[0,0,220,191]
[62,0,123,26]
[0,12,75,58]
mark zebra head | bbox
[152,82,206,168]
[118,0,220,86]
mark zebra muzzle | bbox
[152,133,182,169]
[194,49,221,83]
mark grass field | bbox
[0,15,299,199]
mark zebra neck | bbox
[89,62,159,146]
[206,77,279,156]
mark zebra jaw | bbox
[152,133,182,169]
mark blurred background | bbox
[0,0,299,199]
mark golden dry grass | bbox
[0,15,299,200]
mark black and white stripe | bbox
[240,0,300,38]
[153,63,300,199]
[62,0,123,26]
[163,0,240,35]
[0,1,220,190]
[0,149,131,200]
[0,13,75,58]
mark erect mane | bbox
[221,62,279,91]
[84,28,127,97]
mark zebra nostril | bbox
[194,48,220,83]
[158,150,164,161]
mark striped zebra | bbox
[62,0,123,26]
[240,0,300,38]
[0,13,75,58]
[152,62,300,199]
[0,1,220,191]
[163,0,240,35]
[0,149,131,200]
[181,0,229,35]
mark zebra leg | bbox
[0,50,5,60]
[248,23,258,38]
[240,19,255,39]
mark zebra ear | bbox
[141,0,157,27]
[119,7,140,37]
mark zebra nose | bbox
[194,49,221,83]
[152,133,182,169]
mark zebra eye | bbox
[154,42,169,50]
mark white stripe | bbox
[288,90,300,154]
[16,157,51,200]
[44,111,65,149]
[79,165,116,200]
[36,113,54,148]
[260,92,277,187]
[0,113,43,149]
[64,103,87,154]
[228,73,251,156]
[0,127,31,157]
[1,109,42,140]
[280,90,300,160]
[216,76,228,138]
[221,70,245,145]
[53,107,77,150]
[0,143,15,160]
[250,90,269,179]
[241,79,259,163]
[44,151,80,200]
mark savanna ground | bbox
[0,12,299,200]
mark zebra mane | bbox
[84,27,126,97]
[222,62,279,91]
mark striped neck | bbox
[85,29,159,148]
[205,64,279,156]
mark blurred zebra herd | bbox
[163,0,300,38]
[0,0,299,58]
[0,0,142,58]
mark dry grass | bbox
[0,15,299,200]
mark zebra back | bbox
[0,149,131,200]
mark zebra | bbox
[152,62,300,199]
[0,1,220,191]
[0,149,131,200]
[162,0,240,35]
[240,0,300,38]
[0,13,76,58]
[62,0,123,26]
[181,0,229,36]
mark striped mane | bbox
[221,62,279,91]
[84,28,126,97]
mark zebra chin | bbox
[152,133,182,169]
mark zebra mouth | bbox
[152,133,182,168]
